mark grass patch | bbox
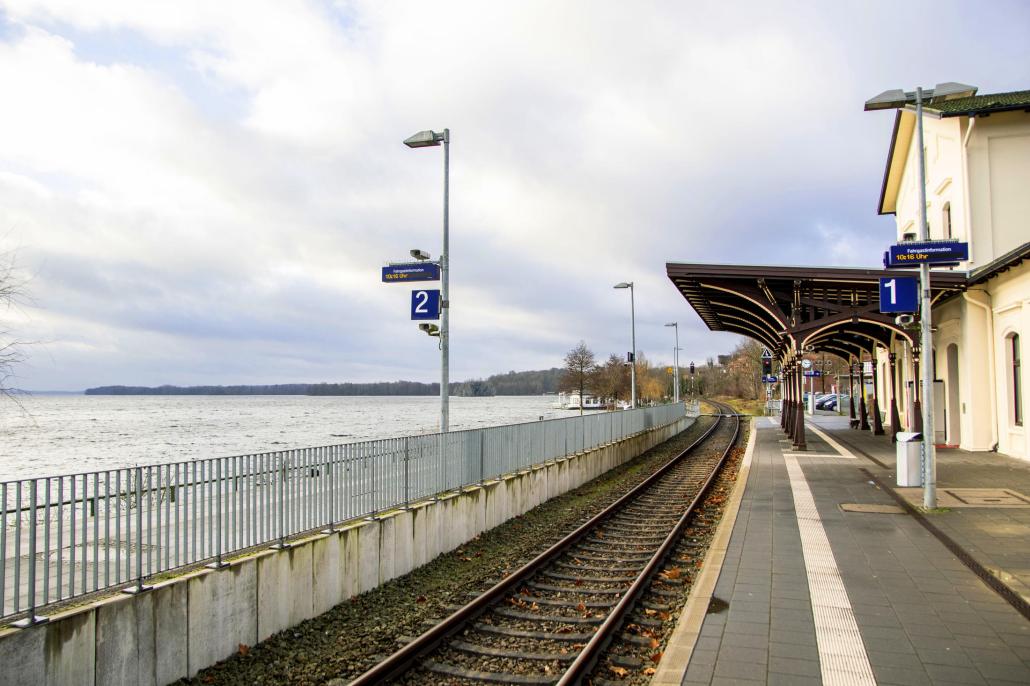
[712,396,767,416]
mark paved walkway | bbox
[665,415,1030,686]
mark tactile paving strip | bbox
[783,453,876,686]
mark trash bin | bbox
[896,432,923,487]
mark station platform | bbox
[654,415,1030,686]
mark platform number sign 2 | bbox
[878,277,918,314]
[410,289,441,320]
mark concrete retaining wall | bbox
[0,416,692,686]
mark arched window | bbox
[1013,334,1022,426]
[943,202,952,239]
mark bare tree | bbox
[0,250,28,401]
[592,354,629,408]
[561,341,597,416]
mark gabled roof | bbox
[933,90,1030,118]
[876,88,1030,215]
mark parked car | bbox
[816,394,850,411]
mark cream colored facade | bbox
[876,94,1030,460]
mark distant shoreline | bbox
[81,370,564,397]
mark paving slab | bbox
[659,415,1030,685]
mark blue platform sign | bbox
[762,375,778,384]
[410,289,441,320]
[879,276,918,313]
[803,370,822,378]
[884,240,968,268]
[382,263,440,283]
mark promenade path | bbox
[655,415,1030,686]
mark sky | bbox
[1,1,1028,391]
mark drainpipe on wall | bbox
[960,116,977,266]
[963,289,998,450]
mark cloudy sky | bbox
[1,1,1028,391]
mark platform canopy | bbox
[666,263,967,362]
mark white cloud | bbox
[0,1,1028,388]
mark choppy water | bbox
[0,395,591,482]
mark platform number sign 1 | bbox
[878,276,918,314]
[410,289,441,320]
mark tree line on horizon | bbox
[560,337,778,407]
[84,368,565,397]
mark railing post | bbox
[207,459,228,569]
[123,467,150,594]
[479,431,485,485]
[404,437,410,508]
[271,453,289,550]
[14,480,47,627]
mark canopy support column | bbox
[871,348,885,436]
[792,358,808,451]
[785,365,795,439]
[849,358,858,429]
[859,355,871,431]
[780,359,788,432]
[889,351,901,443]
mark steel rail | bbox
[348,405,733,686]
[558,403,740,684]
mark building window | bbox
[943,202,952,239]
[1014,334,1023,426]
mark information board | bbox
[382,263,441,283]
[884,240,968,267]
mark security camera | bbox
[410,249,431,261]
[895,314,916,327]
[418,323,440,336]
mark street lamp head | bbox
[404,130,445,148]
[864,88,910,111]
[864,82,977,111]
[665,322,676,328]
[614,282,632,289]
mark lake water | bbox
[0,395,593,482]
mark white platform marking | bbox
[805,422,858,459]
[783,453,876,685]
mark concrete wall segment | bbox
[187,560,257,676]
[0,621,44,686]
[45,608,95,686]
[152,581,188,685]
[312,534,342,616]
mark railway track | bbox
[349,403,741,686]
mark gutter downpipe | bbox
[963,289,998,450]
[961,116,976,265]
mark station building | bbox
[875,87,1029,459]
[669,85,1030,461]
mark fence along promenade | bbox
[1,402,687,626]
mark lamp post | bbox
[614,282,636,409]
[865,82,973,508]
[665,322,680,403]
[404,128,451,432]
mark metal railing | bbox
[1,402,685,625]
